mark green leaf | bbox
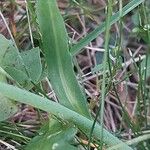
[20,47,42,83]
[132,11,140,26]
[26,119,78,150]
[0,34,30,86]
[91,63,108,74]
[0,93,17,121]
[0,83,133,150]
[36,0,90,118]
[0,34,42,89]
[0,35,18,121]
[141,53,150,79]
[0,74,17,121]
[133,26,150,44]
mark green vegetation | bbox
[0,0,150,149]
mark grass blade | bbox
[0,82,133,150]
[70,0,144,55]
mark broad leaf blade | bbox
[0,34,30,86]
[0,35,42,89]
[26,119,78,150]
[36,0,90,118]
[20,47,42,83]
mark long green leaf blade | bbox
[36,0,90,118]
[0,82,133,150]
[70,0,144,55]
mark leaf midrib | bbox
[47,3,81,112]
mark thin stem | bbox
[0,10,18,49]
[98,1,112,149]
[25,0,34,48]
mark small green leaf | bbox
[132,26,150,44]
[0,73,17,121]
[0,93,17,121]
[26,119,78,150]
[0,34,42,89]
[141,53,150,79]
[132,11,140,26]
[20,47,42,83]
[0,34,30,86]
[91,63,107,74]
